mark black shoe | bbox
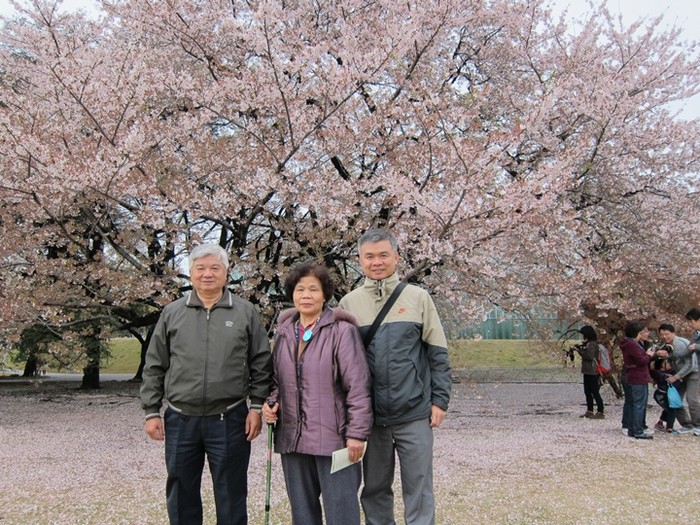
[633,434,653,440]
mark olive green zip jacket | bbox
[140,289,272,417]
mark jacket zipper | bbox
[203,307,210,415]
[293,331,304,448]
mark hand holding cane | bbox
[264,401,276,525]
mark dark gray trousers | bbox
[361,418,434,525]
[281,452,362,525]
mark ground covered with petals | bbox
[1,378,698,524]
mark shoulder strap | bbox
[363,281,407,349]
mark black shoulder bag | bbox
[362,282,407,349]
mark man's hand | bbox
[245,410,263,441]
[429,405,446,428]
[346,438,366,463]
[144,417,164,441]
[667,375,678,384]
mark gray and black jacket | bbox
[338,272,451,426]
[140,289,272,417]
[669,335,697,381]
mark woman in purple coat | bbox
[619,321,656,439]
[263,263,372,525]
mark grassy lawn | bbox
[101,338,566,373]
[4,337,572,375]
[447,338,568,369]
[102,337,143,373]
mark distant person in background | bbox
[576,325,605,419]
[621,323,651,434]
[661,319,699,435]
[686,308,700,352]
[648,331,676,433]
[686,308,700,436]
[619,321,655,439]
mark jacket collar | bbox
[278,305,332,328]
[277,305,359,330]
[362,272,400,299]
[185,288,233,309]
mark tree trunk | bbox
[81,332,102,390]
[81,363,100,389]
[22,354,39,377]
[132,325,154,382]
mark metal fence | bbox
[450,306,575,340]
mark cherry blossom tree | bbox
[1,0,699,380]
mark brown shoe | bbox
[579,410,595,418]
[592,412,605,419]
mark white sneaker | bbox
[676,427,693,434]
[621,428,628,436]
[693,427,700,436]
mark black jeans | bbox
[164,404,250,525]
[583,373,604,413]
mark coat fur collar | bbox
[277,306,358,327]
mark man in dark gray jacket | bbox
[140,243,272,525]
[339,229,451,525]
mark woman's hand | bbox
[262,402,279,425]
[346,438,366,463]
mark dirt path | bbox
[1,379,698,524]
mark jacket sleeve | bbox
[581,342,597,363]
[140,310,169,415]
[626,344,652,368]
[674,339,696,379]
[421,292,452,411]
[266,334,281,407]
[246,305,273,409]
[335,322,373,441]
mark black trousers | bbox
[164,404,250,525]
[583,373,604,413]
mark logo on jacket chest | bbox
[225,321,234,328]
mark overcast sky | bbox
[1,0,699,117]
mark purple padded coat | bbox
[267,307,372,456]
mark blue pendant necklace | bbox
[297,317,320,343]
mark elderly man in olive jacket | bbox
[140,243,272,525]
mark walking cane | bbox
[264,402,275,525]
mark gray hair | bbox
[358,229,398,254]
[188,243,229,270]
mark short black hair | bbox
[685,308,700,321]
[579,325,597,342]
[658,323,675,333]
[283,262,335,302]
[624,321,646,339]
